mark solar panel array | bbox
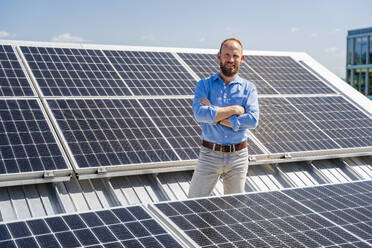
[1,180,370,247]
[0,205,184,248]
[0,40,371,181]
[0,45,34,96]
[155,180,372,247]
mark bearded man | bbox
[188,38,259,198]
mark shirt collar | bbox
[213,72,242,85]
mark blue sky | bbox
[1,0,371,78]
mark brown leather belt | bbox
[202,140,247,153]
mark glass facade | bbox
[346,27,372,99]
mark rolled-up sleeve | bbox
[192,79,218,124]
[228,84,259,131]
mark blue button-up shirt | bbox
[193,72,259,145]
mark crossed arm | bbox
[198,98,245,128]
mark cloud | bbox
[199,37,206,42]
[325,47,339,53]
[51,33,84,42]
[139,34,155,41]
[330,28,342,34]
[291,27,300,33]
[0,30,16,38]
[309,33,318,38]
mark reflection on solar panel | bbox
[288,96,372,148]
[139,98,201,160]
[0,45,34,96]
[0,99,68,175]
[178,53,278,94]
[47,98,179,169]
[283,180,372,246]
[21,46,131,96]
[0,206,183,248]
[155,180,372,247]
[104,50,195,95]
[251,97,340,153]
[245,55,335,94]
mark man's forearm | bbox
[213,105,244,122]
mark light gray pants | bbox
[188,146,249,198]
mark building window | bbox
[354,37,368,65]
[347,39,353,65]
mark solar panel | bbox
[47,98,179,170]
[282,180,372,246]
[104,50,196,95]
[20,46,131,97]
[154,180,372,247]
[0,99,69,176]
[251,97,340,153]
[139,98,201,160]
[288,96,372,148]
[178,52,278,94]
[0,45,34,96]
[245,55,336,94]
[0,205,184,248]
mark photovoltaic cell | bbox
[104,50,196,95]
[47,98,179,169]
[155,180,372,247]
[0,205,183,248]
[245,55,336,94]
[288,96,372,148]
[0,99,69,175]
[178,52,278,95]
[251,97,340,153]
[20,46,131,97]
[0,45,34,96]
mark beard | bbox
[220,61,240,77]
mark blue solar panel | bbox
[245,55,336,94]
[47,98,179,169]
[0,99,69,175]
[155,180,372,247]
[104,50,196,95]
[0,205,183,248]
[0,45,34,96]
[20,46,131,97]
[251,97,340,153]
[288,96,372,148]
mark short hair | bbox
[219,38,243,53]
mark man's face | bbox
[218,40,244,77]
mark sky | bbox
[1,0,371,79]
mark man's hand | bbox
[198,98,212,106]
[233,105,245,115]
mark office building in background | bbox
[346,27,372,99]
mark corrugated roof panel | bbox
[311,159,359,183]
[344,156,372,180]
[246,164,289,191]
[110,175,164,205]
[278,162,324,187]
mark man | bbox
[188,38,259,198]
